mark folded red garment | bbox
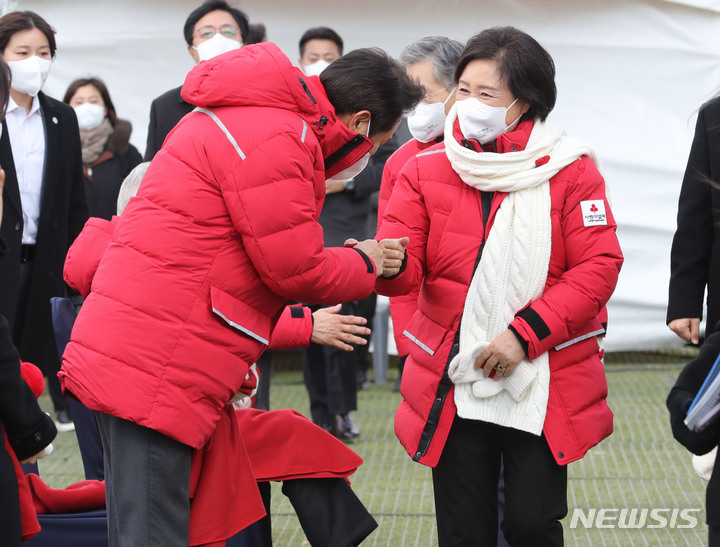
[189,405,265,546]
[5,433,41,540]
[237,408,363,481]
[19,407,362,545]
[26,474,105,514]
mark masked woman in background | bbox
[64,78,142,221]
[0,10,87,432]
[376,27,623,545]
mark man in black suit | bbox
[143,0,249,161]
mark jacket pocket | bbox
[210,286,273,345]
[403,310,449,360]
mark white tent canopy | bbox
[9,0,720,351]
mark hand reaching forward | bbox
[379,237,409,277]
[311,304,371,351]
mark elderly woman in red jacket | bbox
[376,27,623,546]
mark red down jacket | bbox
[59,42,377,449]
[378,138,437,357]
[63,217,314,351]
[376,119,623,467]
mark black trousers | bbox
[282,478,377,547]
[302,301,361,425]
[353,293,376,377]
[432,416,567,546]
[13,261,66,413]
[710,524,720,547]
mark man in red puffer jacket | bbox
[59,42,421,546]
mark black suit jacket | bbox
[144,85,195,161]
[668,96,720,339]
[0,92,88,373]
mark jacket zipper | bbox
[413,187,494,461]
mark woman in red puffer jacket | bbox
[376,27,623,546]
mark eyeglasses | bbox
[421,87,449,104]
[195,24,240,41]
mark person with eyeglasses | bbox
[143,0,249,161]
[0,10,88,434]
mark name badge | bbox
[580,200,607,226]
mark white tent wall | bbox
[8,0,720,351]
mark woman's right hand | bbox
[668,318,700,345]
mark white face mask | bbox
[7,56,52,97]
[407,89,454,143]
[333,152,370,182]
[456,97,521,144]
[194,33,242,62]
[303,59,331,77]
[331,118,372,182]
[74,102,106,131]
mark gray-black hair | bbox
[399,36,465,90]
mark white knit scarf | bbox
[444,104,599,435]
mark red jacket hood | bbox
[181,42,371,178]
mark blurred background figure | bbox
[144,0,248,161]
[297,26,343,77]
[667,93,720,346]
[0,10,87,432]
[64,78,142,221]
[245,22,266,45]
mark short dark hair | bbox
[0,11,57,58]
[183,0,249,46]
[299,27,343,57]
[0,56,10,121]
[455,27,556,122]
[321,48,424,136]
[245,23,266,45]
[63,77,118,126]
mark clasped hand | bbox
[346,237,410,278]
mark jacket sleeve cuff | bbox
[507,325,529,357]
[9,413,57,462]
[515,306,551,342]
[383,253,407,280]
[351,247,376,274]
